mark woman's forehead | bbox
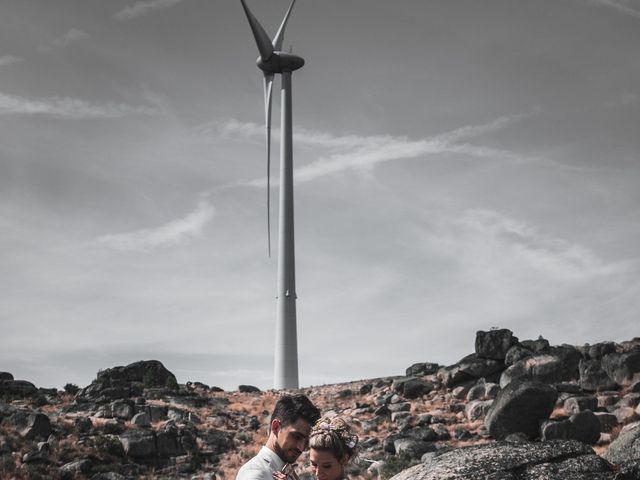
[310,449,338,463]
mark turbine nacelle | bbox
[257,52,305,74]
[240,0,302,257]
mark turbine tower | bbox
[240,0,304,389]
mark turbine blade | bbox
[240,0,274,61]
[264,73,274,257]
[272,0,296,52]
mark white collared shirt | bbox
[236,446,285,480]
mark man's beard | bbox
[274,441,301,464]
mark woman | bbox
[274,416,359,480]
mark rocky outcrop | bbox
[579,359,619,392]
[485,381,557,440]
[76,360,178,403]
[602,349,640,386]
[500,351,579,388]
[475,329,519,360]
[0,378,38,397]
[405,362,439,377]
[602,422,640,464]
[392,377,434,399]
[390,440,619,480]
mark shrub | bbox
[380,453,416,480]
[64,383,80,395]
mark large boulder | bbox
[97,360,177,389]
[579,359,619,392]
[405,362,440,377]
[564,395,598,415]
[0,379,38,397]
[475,329,519,360]
[568,410,601,445]
[393,437,436,460]
[393,377,434,399]
[602,349,640,386]
[390,440,613,480]
[439,354,505,388]
[504,345,533,367]
[500,348,581,388]
[485,381,557,440]
[119,430,157,458]
[587,342,617,360]
[603,422,640,465]
[20,413,52,440]
[77,360,178,403]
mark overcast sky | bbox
[2,0,640,391]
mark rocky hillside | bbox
[1,329,640,479]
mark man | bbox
[236,394,321,480]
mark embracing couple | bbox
[236,394,357,480]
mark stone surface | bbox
[77,360,177,402]
[568,410,601,445]
[21,413,52,440]
[0,379,38,397]
[602,349,640,386]
[400,378,434,399]
[475,329,519,360]
[500,352,580,388]
[564,395,598,415]
[504,345,533,367]
[390,440,607,480]
[132,412,151,427]
[394,437,436,460]
[119,429,157,458]
[587,342,617,360]
[405,362,439,377]
[603,422,640,464]
[465,400,493,421]
[579,359,619,392]
[541,419,571,440]
[595,412,619,433]
[485,381,557,440]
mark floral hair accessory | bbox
[319,422,331,432]
[345,438,357,449]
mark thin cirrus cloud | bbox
[94,200,215,252]
[0,92,158,119]
[0,55,23,67]
[114,0,186,21]
[215,112,531,187]
[585,0,640,19]
[425,209,621,283]
[38,28,89,53]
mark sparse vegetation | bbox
[379,453,417,480]
[64,383,80,395]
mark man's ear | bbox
[340,455,349,465]
[270,419,281,436]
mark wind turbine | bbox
[240,0,304,389]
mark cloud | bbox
[585,0,640,19]
[604,92,639,108]
[425,208,622,283]
[38,28,89,53]
[114,0,186,21]
[0,55,23,67]
[94,199,215,252]
[215,112,530,186]
[0,92,159,119]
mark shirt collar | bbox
[259,445,286,472]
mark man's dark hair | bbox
[271,394,320,427]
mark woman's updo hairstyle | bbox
[309,416,359,461]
